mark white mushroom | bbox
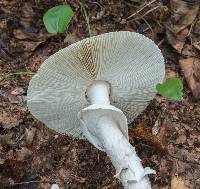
[50,183,59,189]
[27,31,165,189]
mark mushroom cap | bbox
[27,31,165,138]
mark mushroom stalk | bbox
[79,81,155,189]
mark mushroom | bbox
[27,31,165,189]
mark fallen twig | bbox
[6,180,50,187]
[126,0,158,20]
[141,17,154,35]
[131,5,160,21]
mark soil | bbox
[0,0,200,189]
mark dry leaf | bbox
[58,168,86,183]
[25,127,36,145]
[18,40,44,52]
[91,8,106,20]
[166,27,188,53]
[181,44,197,57]
[13,29,38,40]
[175,134,187,144]
[169,0,199,34]
[20,3,35,28]
[0,111,20,129]
[13,29,52,42]
[11,87,25,95]
[64,32,80,45]
[171,175,189,189]
[0,134,13,145]
[129,122,168,154]
[152,120,160,135]
[166,70,178,78]
[165,0,199,52]
[7,94,21,104]
[179,57,200,99]
[193,59,200,82]
[193,41,200,52]
[16,147,32,161]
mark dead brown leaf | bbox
[13,29,38,41]
[7,94,21,104]
[179,57,200,99]
[0,111,20,129]
[20,3,35,29]
[187,134,196,146]
[166,70,178,78]
[175,133,187,144]
[168,0,199,34]
[181,44,197,57]
[0,134,13,145]
[129,122,168,154]
[16,147,32,161]
[152,120,160,135]
[193,58,200,81]
[91,8,106,21]
[11,2,53,54]
[171,175,189,189]
[19,40,44,52]
[25,127,36,145]
[58,168,86,183]
[13,29,52,42]
[11,87,25,95]
[166,27,189,53]
[64,32,80,45]
[13,29,53,53]
[193,41,200,52]
[165,0,199,53]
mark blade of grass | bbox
[81,3,92,37]
[0,72,35,77]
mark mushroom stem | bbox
[86,80,110,105]
[95,116,153,189]
[79,81,155,189]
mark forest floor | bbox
[0,0,200,189]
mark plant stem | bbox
[0,72,35,77]
[81,3,92,37]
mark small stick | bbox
[86,0,103,11]
[158,38,165,46]
[131,5,160,21]
[67,173,86,183]
[126,0,157,20]
[9,180,50,186]
[141,17,154,35]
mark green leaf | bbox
[156,77,183,101]
[43,4,74,33]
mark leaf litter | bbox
[0,0,200,188]
[165,0,200,99]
